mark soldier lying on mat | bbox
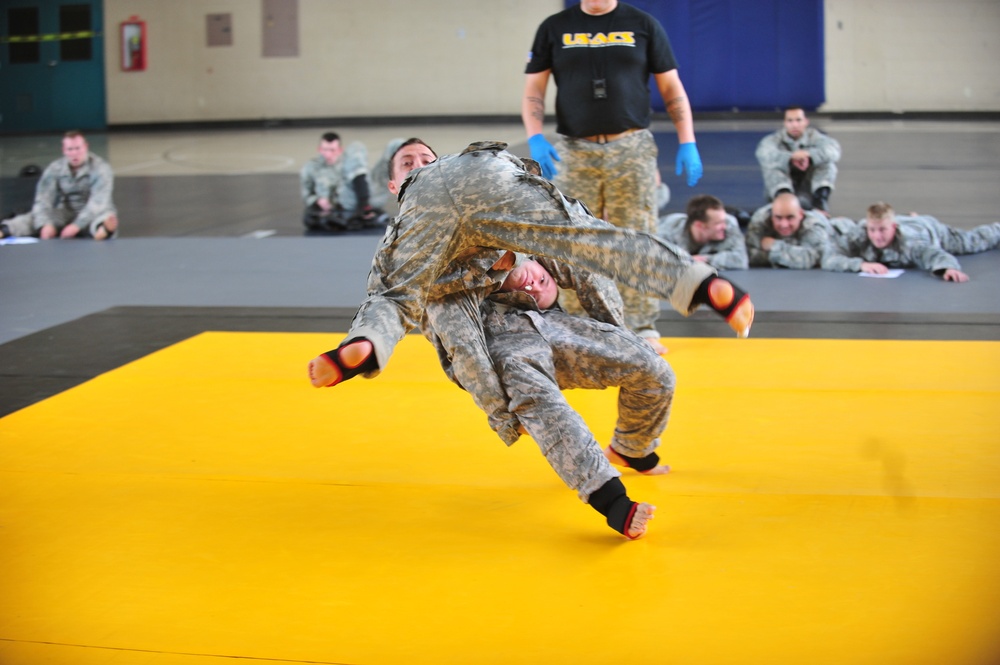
[822,201,1000,282]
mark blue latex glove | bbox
[527,134,561,180]
[675,142,703,187]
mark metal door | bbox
[1,0,106,134]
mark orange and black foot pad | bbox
[308,338,378,388]
[694,276,754,338]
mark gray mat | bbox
[2,237,998,347]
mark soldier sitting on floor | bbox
[299,132,387,232]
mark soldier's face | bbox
[771,198,803,236]
[698,207,728,242]
[866,216,897,248]
[783,110,808,139]
[387,144,437,194]
[319,140,343,165]
[62,136,89,168]
[500,260,558,309]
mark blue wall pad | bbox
[566,0,826,112]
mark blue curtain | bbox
[565,0,825,111]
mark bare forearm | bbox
[656,71,696,143]
[522,73,550,137]
[522,95,545,137]
[664,95,695,143]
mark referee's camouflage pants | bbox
[554,129,660,339]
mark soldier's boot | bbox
[725,205,752,231]
[309,338,378,388]
[322,208,351,232]
[350,205,388,228]
[811,186,832,213]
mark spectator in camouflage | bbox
[658,194,749,271]
[755,106,841,214]
[299,132,386,232]
[823,201,1000,282]
[745,192,839,270]
[368,137,406,212]
[0,131,118,240]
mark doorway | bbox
[1,0,106,134]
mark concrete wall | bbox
[103,0,560,125]
[103,0,1000,125]
[824,0,1000,112]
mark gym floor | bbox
[1,118,999,665]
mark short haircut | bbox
[783,106,805,115]
[773,190,800,206]
[320,132,340,144]
[388,137,437,180]
[63,130,84,140]
[685,194,724,229]
[867,201,895,220]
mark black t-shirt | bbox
[525,3,678,137]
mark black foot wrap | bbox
[618,450,660,473]
[692,276,749,322]
[589,477,637,537]
[321,337,379,383]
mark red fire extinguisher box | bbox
[120,16,146,71]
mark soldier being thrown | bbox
[308,138,757,538]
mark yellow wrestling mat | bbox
[1,333,999,665]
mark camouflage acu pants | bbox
[554,130,661,338]
[2,208,116,238]
[486,307,674,501]
[934,220,1000,255]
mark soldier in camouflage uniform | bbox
[300,132,385,232]
[745,192,844,269]
[755,107,841,213]
[422,255,670,539]
[308,138,753,383]
[309,138,754,539]
[658,194,749,270]
[0,131,118,240]
[369,137,405,212]
[823,201,1000,282]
